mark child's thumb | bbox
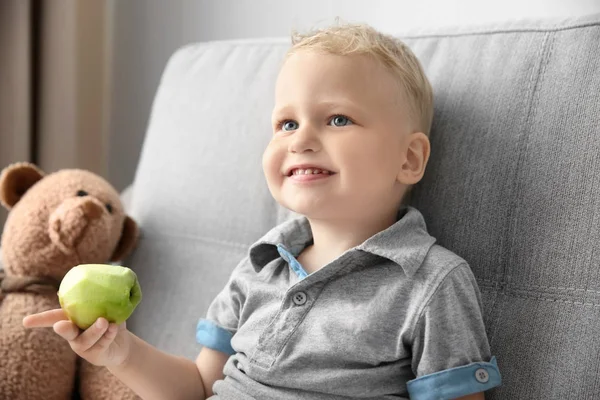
[53,320,81,341]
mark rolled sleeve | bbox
[196,319,235,355]
[196,257,250,355]
[407,263,502,399]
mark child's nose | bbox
[288,126,321,153]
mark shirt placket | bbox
[250,245,365,370]
[250,282,325,369]
[249,245,323,369]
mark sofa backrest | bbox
[125,13,600,399]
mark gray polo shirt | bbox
[196,206,501,399]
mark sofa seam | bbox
[504,31,556,288]
[479,288,600,308]
[172,19,600,50]
[477,279,600,295]
[398,20,600,40]
[488,31,554,347]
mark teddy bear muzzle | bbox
[48,196,109,255]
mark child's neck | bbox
[298,210,398,274]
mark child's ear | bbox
[110,216,139,262]
[397,132,430,185]
[0,162,45,210]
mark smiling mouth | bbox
[286,168,336,183]
[287,168,334,177]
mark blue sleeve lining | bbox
[196,319,235,355]
[407,356,501,400]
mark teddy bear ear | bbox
[110,216,139,262]
[0,162,45,210]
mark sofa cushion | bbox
[406,14,600,399]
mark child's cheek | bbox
[262,143,285,186]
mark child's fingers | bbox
[23,309,68,328]
[68,318,109,353]
[53,320,82,341]
[89,323,119,352]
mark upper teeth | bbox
[292,168,330,175]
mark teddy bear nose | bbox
[81,199,104,220]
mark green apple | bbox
[58,264,142,330]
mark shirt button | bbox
[292,291,307,306]
[475,368,489,383]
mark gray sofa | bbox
[124,13,600,399]
[4,12,600,400]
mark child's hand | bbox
[23,309,132,368]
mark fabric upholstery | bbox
[124,13,600,399]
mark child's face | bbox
[263,50,415,222]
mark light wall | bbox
[108,0,600,190]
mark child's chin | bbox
[286,203,333,220]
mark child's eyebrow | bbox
[272,100,364,117]
[314,100,362,112]
[271,105,294,117]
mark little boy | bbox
[24,23,501,399]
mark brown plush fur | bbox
[0,163,141,400]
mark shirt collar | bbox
[248,206,436,278]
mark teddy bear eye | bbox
[105,204,113,214]
[77,190,88,197]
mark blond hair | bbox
[288,23,434,136]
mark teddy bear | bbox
[0,162,142,400]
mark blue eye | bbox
[282,120,299,131]
[329,115,353,127]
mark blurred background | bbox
[1,0,599,228]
